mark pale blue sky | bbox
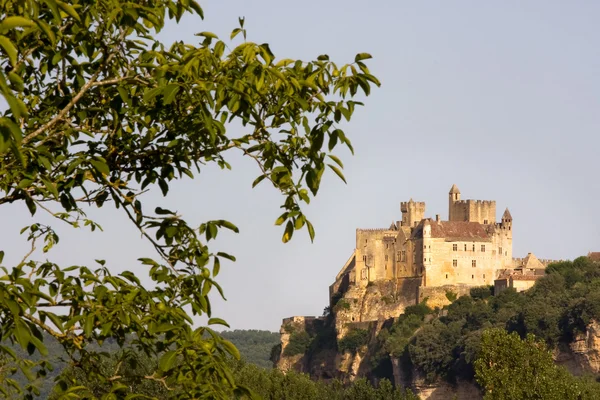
[1,1,599,331]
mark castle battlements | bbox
[453,199,496,206]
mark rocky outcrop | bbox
[555,320,600,376]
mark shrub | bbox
[338,329,369,353]
[335,299,351,312]
[403,301,433,320]
[470,285,493,300]
[445,290,458,302]
[284,331,311,356]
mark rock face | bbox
[555,320,600,376]
[274,281,485,400]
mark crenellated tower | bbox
[448,184,496,224]
[400,198,426,227]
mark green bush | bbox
[284,331,312,356]
[335,299,351,311]
[470,286,493,300]
[338,329,369,353]
[445,290,458,302]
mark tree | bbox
[0,1,380,398]
[474,328,589,400]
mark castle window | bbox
[464,244,467,251]
[423,257,426,262]
[446,274,448,279]
[481,245,485,252]
[453,244,458,251]
[472,244,475,252]
[453,259,457,267]
[386,244,389,249]
[499,247,502,255]
[484,219,488,225]
[472,260,477,267]
[401,251,406,262]
[363,255,367,262]
[472,275,474,279]
[424,245,426,250]
[483,274,486,279]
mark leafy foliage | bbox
[0,0,379,398]
[338,329,369,353]
[469,286,493,300]
[219,330,280,369]
[378,256,600,386]
[230,359,419,400]
[475,328,600,400]
[284,331,311,357]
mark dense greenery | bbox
[284,332,312,357]
[230,359,419,400]
[220,330,280,369]
[475,329,600,399]
[0,0,379,398]
[375,256,600,389]
[338,328,369,353]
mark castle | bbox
[275,185,564,376]
[329,184,559,305]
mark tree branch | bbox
[22,31,127,145]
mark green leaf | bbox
[298,189,310,204]
[159,350,177,372]
[197,31,218,39]
[230,28,242,40]
[0,35,18,66]
[252,174,267,188]
[217,219,239,233]
[220,339,240,359]
[155,207,175,215]
[162,84,179,105]
[0,17,35,33]
[328,154,344,168]
[35,20,56,45]
[355,53,372,62]
[0,251,4,264]
[282,220,293,243]
[42,178,59,199]
[90,159,109,175]
[216,252,236,262]
[328,164,347,183]
[274,213,287,226]
[14,320,31,350]
[306,220,315,242]
[208,318,230,327]
[56,0,81,22]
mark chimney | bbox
[435,214,440,222]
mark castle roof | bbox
[449,184,460,194]
[411,220,491,242]
[588,252,600,262]
[502,208,512,220]
[521,252,545,270]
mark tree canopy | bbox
[0,0,379,398]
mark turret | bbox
[448,184,460,220]
[501,208,512,231]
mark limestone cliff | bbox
[274,279,483,399]
[555,320,600,376]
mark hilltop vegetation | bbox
[219,330,280,369]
